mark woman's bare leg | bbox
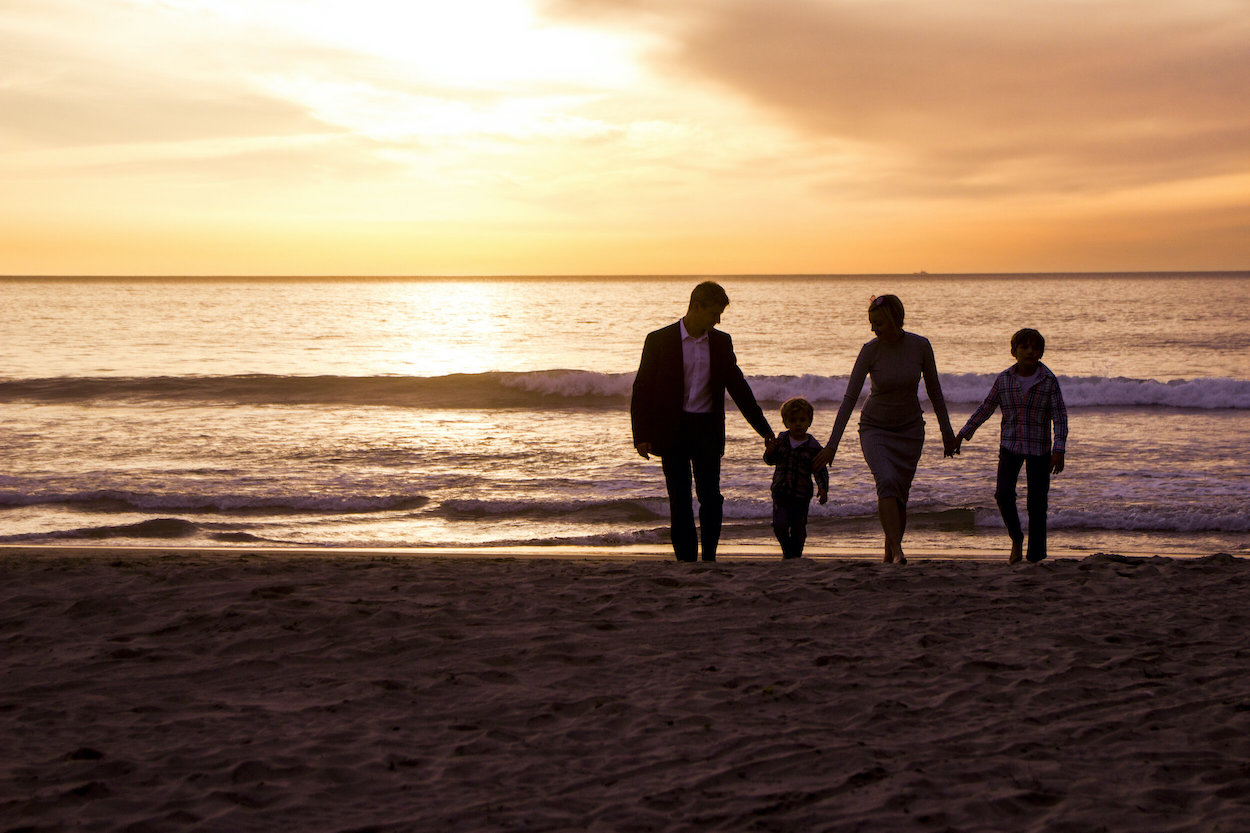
[878,497,906,564]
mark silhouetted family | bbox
[631,281,1069,564]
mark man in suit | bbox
[631,281,775,562]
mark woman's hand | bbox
[812,446,835,470]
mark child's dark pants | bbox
[995,446,1051,562]
[772,497,811,559]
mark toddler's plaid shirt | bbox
[765,432,831,501]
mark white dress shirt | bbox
[680,318,714,413]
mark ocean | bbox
[1,274,1246,557]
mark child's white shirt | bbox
[1016,368,1044,395]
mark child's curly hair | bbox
[780,397,815,424]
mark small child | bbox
[953,328,1068,564]
[764,397,830,559]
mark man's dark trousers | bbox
[660,411,723,562]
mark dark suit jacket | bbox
[631,321,773,457]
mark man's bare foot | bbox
[1008,542,1023,564]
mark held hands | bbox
[944,435,962,458]
[812,446,835,470]
[940,435,1062,472]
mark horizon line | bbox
[3,269,1248,280]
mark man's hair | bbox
[869,294,904,327]
[689,280,730,310]
[1010,327,1045,356]
[780,397,814,423]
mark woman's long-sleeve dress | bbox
[827,332,955,504]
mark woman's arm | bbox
[920,337,956,451]
[813,344,871,468]
[958,375,1002,442]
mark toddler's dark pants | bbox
[772,496,811,559]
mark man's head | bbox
[688,281,729,311]
[684,281,729,336]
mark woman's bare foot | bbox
[884,541,906,564]
[1008,541,1023,564]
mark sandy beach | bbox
[3,546,1250,832]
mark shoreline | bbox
[0,541,1240,563]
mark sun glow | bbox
[256,76,613,142]
[3,0,1247,274]
[298,0,640,89]
[184,0,649,146]
[144,0,643,89]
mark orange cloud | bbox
[544,0,1250,196]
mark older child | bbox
[764,397,829,559]
[953,328,1068,563]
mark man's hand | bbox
[1050,451,1065,474]
[636,442,652,460]
[818,489,828,505]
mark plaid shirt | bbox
[958,363,1068,456]
[764,431,831,501]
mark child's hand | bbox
[818,489,828,505]
[944,435,961,457]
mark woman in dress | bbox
[812,295,957,563]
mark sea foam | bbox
[2,371,1246,409]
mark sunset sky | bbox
[2,0,1247,275]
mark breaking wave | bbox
[1,371,1246,409]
